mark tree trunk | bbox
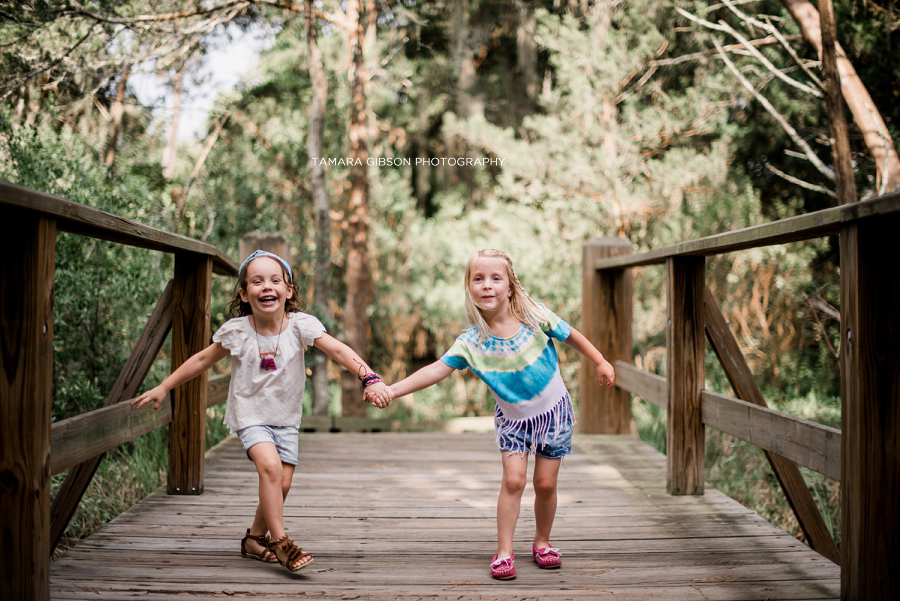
[516,2,539,110]
[817,0,856,205]
[592,1,617,163]
[104,66,130,175]
[782,0,900,193]
[162,65,185,181]
[450,0,482,119]
[340,0,372,417]
[307,0,332,416]
[448,0,482,209]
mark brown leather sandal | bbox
[268,534,314,571]
[241,529,277,563]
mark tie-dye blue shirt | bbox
[440,306,574,450]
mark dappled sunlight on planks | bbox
[50,432,839,600]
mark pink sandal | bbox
[532,543,561,569]
[490,554,516,580]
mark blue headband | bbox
[238,250,293,283]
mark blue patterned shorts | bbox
[496,412,574,459]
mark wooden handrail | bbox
[51,397,175,476]
[50,373,231,476]
[3,183,239,598]
[701,391,840,481]
[611,362,841,482]
[585,193,900,588]
[593,190,900,270]
[614,361,665,408]
[0,180,237,275]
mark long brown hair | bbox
[463,249,545,339]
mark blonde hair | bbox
[463,249,546,339]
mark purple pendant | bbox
[260,357,277,371]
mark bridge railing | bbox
[580,190,900,599]
[0,181,238,600]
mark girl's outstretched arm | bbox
[313,333,393,407]
[132,342,230,411]
[387,360,455,399]
[562,327,616,387]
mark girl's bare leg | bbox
[532,455,561,549]
[247,442,287,541]
[496,451,528,558]
[247,448,309,569]
[248,455,297,542]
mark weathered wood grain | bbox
[666,256,706,495]
[614,361,666,408]
[205,373,230,408]
[701,392,840,481]
[0,181,237,275]
[49,433,840,600]
[593,190,900,270]
[167,254,212,495]
[50,280,175,552]
[52,372,228,477]
[703,287,840,563]
[580,237,633,433]
[839,216,900,599]
[1,209,55,601]
[50,401,174,475]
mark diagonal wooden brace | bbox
[49,280,175,553]
[704,285,840,564]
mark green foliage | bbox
[0,110,236,554]
[6,0,890,553]
[632,399,666,454]
[0,115,172,418]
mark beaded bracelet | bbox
[360,372,383,389]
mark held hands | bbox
[596,358,616,388]
[364,381,393,409]
[131,386,169,412]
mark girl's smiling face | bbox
[239,257,293,317]
[468,256,512,315]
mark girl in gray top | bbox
[133,250,392,572]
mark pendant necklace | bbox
[254,313,285,372]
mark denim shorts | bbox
[237,425,299,465]
[497,412,574,459]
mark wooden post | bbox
[580,237,633,433]
[0,209,55,601]
[840,215,900,599]
[167,254,212,495]
[666,256,705,495]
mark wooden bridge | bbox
[49,431,839,600]
[2,181,899,600]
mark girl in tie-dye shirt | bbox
[376,249,615,580]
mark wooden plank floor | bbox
[50,432,840,600]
